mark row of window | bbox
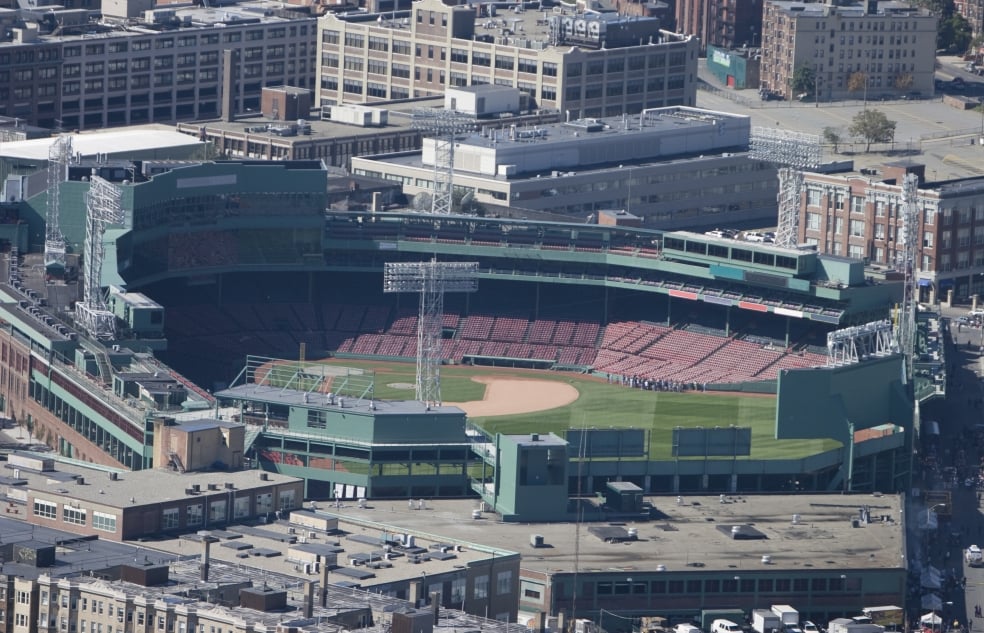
[60,25,310,58]
[33,500,117,532]
[584,574,856,596]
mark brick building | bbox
[797,163,984,303]
[760,0,936,101]
[675,0,763,53]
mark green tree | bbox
[823,127,843,153]
[849,109,897,152]
[790,65,816,96]
[939,13,973,52]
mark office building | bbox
[759,0,936,101]
[799,162,984,303]
[352,106,779,229]
[0,0,317,129]
[316,0,699,120]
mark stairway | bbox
[94,350,113,386]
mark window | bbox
[848,244,865,259]
[850,196,864,213]
[16,591,29,604]
[63,506,86,525]
[542,61,557,76]
[34,499,57,519]
[93,512,117,533]
[834,217,844,235]
[807,188,822,206]
[496,571,512,595]
[234,496,250,519]
[279,489,297,510]
[494,55,514,70]
[849,219,865,236]
[474,576,489,599]
[162,508,180,529]
[924,231,934,248]
[806,212,821,230]
[187,504,203,526]
[209,500,226,523]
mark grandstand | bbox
[0,161,914,502]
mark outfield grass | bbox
[318,359,839,460]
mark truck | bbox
[966,545,984,566]
[771,606,799,629]
[828,619,885,633]
[860,607,903,631]
[752,610,781,633]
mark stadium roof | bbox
[0,127,204,162]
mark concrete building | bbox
[312,494,907,626]
[137,508,522,622]
[676,0,763,52]
[705,44,761,89]
[0,0,317,129]
[315,0,699,120]
[5,446,303,541]
[351,106,779,229]
[759,0,936,102]
[798,163,984,304]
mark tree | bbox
[939,13,972,52]
[790,65,816,96]
[847,71,867,95]
[893,73,914,90]
[823,127,843,153]
[849,109,897,152]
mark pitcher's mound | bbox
[448,377,579,417]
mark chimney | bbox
[304,581,315,618]
[221,49,240,122]
[430,591,441,623]
[200,535,219,581]
[320,559,330,606]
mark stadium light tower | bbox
[383,260,478,406]
[749,127,822,248]
[75,173,125,340]
[895,173,920,381]
[45,135,72,271]
[412,108,478,215]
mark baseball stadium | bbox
[0,159,922,516]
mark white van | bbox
[712,620,742,633]
[966,544,983,566]
[675,625,702,633]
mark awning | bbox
[922,594,943,610]
[919,279,931,287]
[921,613,943,625]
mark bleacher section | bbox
[164,301,829,390]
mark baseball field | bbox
[304,359,840,460]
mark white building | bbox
[353,106,779,229]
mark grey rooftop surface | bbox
[0,515,177,580]
[135,505,511,587]
[10,459,300,509]
[314,494,905,574]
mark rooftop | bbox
[11,458,300,509]
[0,126,204,162]
[133,506,514,588]
[0,515,177,580]
[303,494,905,575]
[215,383,466,418]
[767,0,927,16]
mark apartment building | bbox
[797,163,984,303]
[759,0,936,101]
[316,0,699,120]
[0,0,317,130]
[676,0,763,52]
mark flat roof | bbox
[14,460,300,509]
[0,515,177,580]
[318,494,905,574]
[134,507,514,587]
[0,127,204,162]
